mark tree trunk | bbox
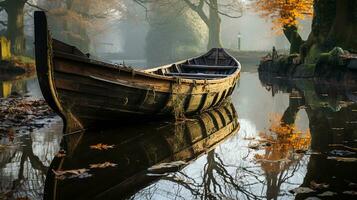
[5,0,26,55]
[283,25,303,54]
[302,0,357,63]
[207,0,222,49]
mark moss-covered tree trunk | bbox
[207,0,222,49]
[302,0,357,63]
[283,25,303,54]
[5,0,26,55]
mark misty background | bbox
[0,0,311,67]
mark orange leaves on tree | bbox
[252,0,313,32]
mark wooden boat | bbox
[44,104,239,199]
[34,11,241,133]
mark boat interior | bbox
[149,49,239,79]
[52,39,238,80]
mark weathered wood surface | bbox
[34,11,241,133]
[44,104,239,200]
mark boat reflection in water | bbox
[44,103,239,199]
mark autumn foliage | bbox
[254,113,311,163]
[252,0,313,31]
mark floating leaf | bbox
[317,191,336,197]
[89,162,117,169]
[343,191,357,195]
[289,187,315,194]
[327,156,357,162]
[148,161,187,174]
[310,181,329,190]
[329,144,357,152]
[243,137,256,140]
[52,168,89,176]
[90,143,115,150]
[348,182,357,189]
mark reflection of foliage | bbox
[253,113,311,199]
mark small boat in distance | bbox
[34,11,241,133]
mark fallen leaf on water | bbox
[243,137,256,140]
[317,191,336,197]
[52,168,88,177]
[348,182,357,189]
[343,191,357,195]
[289,187,315,194]
[310,181,329,190]
[89,162,117,169]
[346,121,357,124]
[90,143,115,150]
[327,156,357,162]
[329,144,357,152]
[148,161,187,174]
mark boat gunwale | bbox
[53,48,241,85]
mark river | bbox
[0,59,356,199]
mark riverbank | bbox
[258,48,357,78]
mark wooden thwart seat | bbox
[165,72,228,78]
[181,64,236,70]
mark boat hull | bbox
[34,11,241,133]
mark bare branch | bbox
[182,0,209,25]
[25,1,48,12]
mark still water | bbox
[1,62,357,199]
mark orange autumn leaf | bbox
[89,162,117,169]
[52,168,88,177]
[90,143,115,150]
